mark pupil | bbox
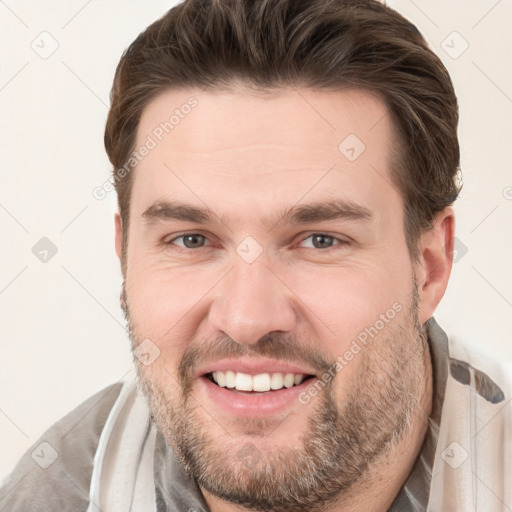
[184,234,204,248]
[313,234,333,248]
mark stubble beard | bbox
[123,283,428,512]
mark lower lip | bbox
[199,376,315,418]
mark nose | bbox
[208,257,297,345]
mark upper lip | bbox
[197,357,318,378]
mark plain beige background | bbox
[1,0,511,480]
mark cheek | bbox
[280,258,413,351]
[125,262,218,344]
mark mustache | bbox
[178,332,333,385]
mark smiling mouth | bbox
[205,371,315,393]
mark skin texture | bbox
[115,87,454,511]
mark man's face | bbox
[120,87,431,510]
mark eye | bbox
[164,232,347,252]
[169,234,209,249]
[299,233,347,249]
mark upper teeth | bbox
[211,371,306,392]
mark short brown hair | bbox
[105,0,460,259]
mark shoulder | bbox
[0,382,124,512]
[429,328,512,509]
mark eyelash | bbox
[164,232,349,252]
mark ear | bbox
[115,212,123,261]
[415,207,455,324]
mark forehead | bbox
[131,86,401,221]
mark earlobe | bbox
[115,213,123,261]
[416,207,455,324]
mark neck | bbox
[203,345,433,512]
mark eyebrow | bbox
[142,199,373,228]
